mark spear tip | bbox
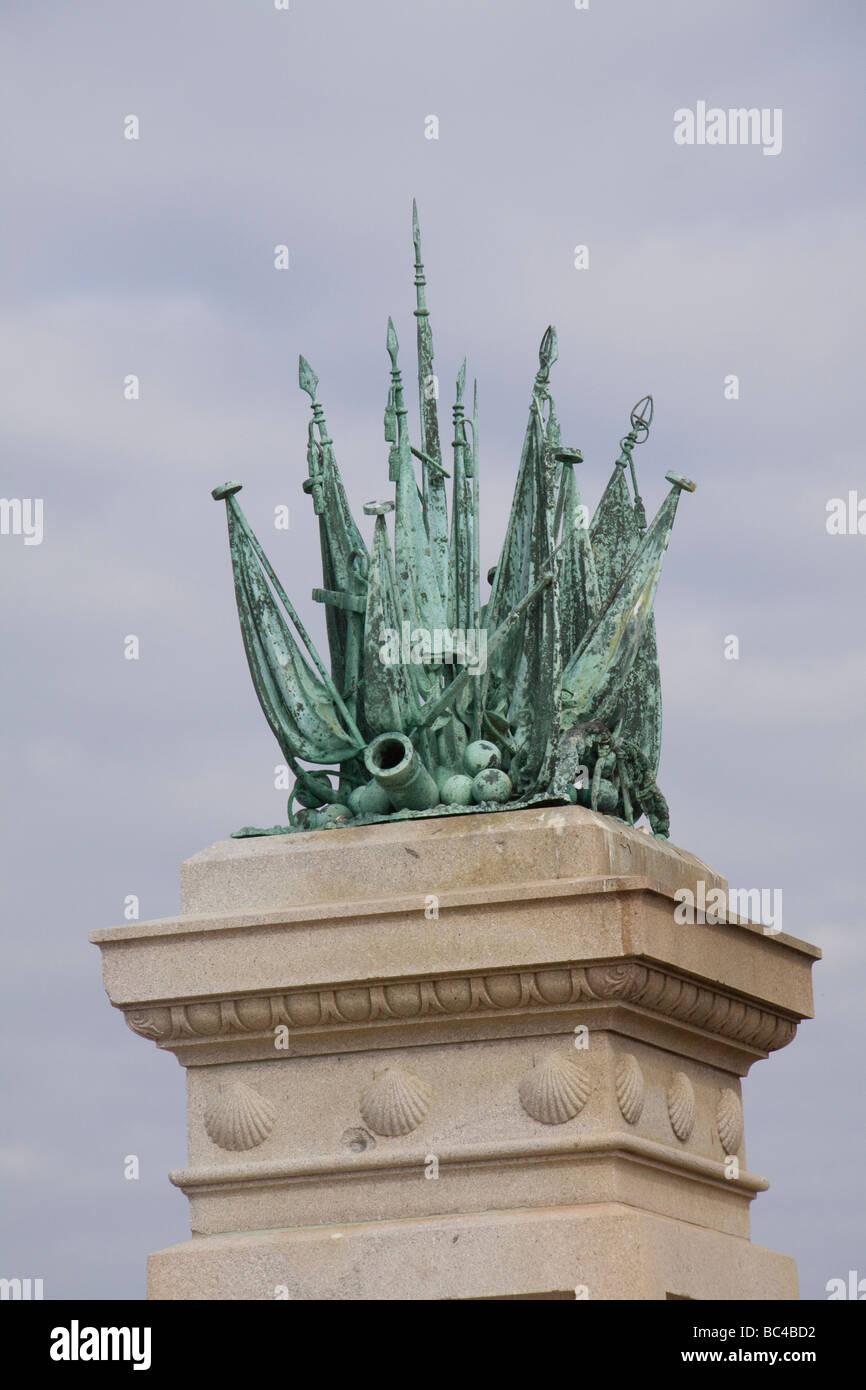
[539,324,558,373]
[386,317,399,365]
[456,356,466,401]
[412,197,420,248]
[298,355,318,401]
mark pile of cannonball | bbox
[291,738,516,830]
[437,740,511,806]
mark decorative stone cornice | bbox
[125,958,799,1062]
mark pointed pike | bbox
[555,449,600,666]
[470,378,481,633]
[412,199,449,604]
[386,319,446,685]
[448,359,473,635]
[299,356,369,724]
[434,360,476,759]
[361,500,416,735]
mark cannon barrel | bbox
[363,732,440,811]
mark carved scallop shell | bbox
[667,1072,696,1143]
[716,1088,743,1154]
[204,1082,276,1151]
[518,1052,592,1125]
[615,1053,645,1125]
[359,1066,432,1137]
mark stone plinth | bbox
[90,807,819,1301]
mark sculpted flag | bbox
[484,326,559,703]
[556,456,600,667]
[590,414,662,776]
[221,490,363,765]
[562,475,692,727]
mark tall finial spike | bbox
[412,197,420,253]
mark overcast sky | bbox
[1,0,864,1300]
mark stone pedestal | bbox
[90,807,818,1300]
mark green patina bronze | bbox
[213,206,695,839]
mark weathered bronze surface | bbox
[213,205,694,838]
